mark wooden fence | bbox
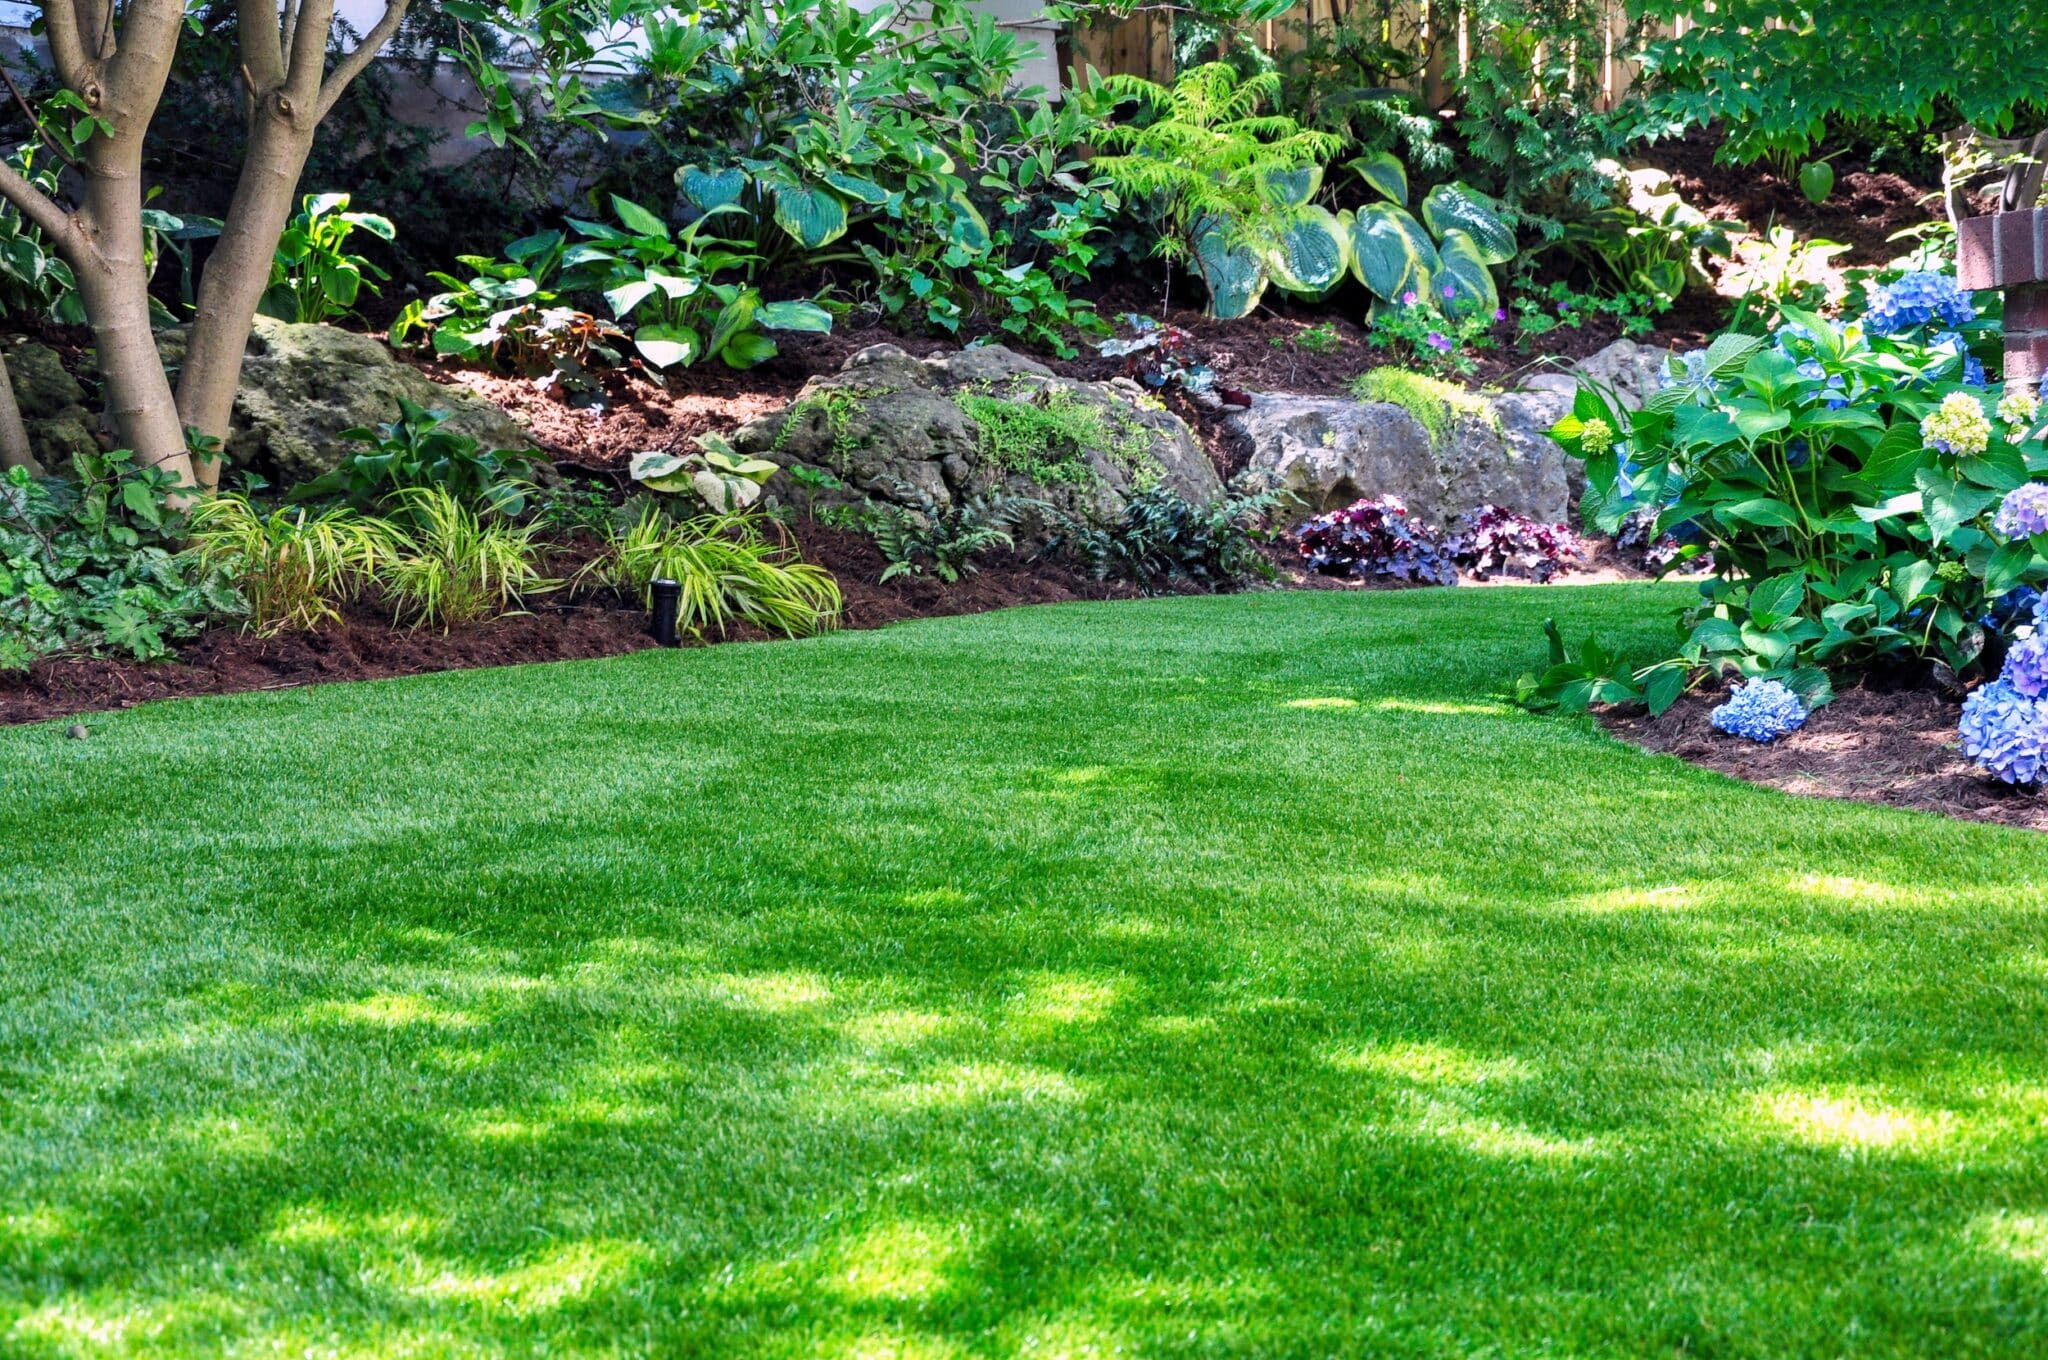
[1064,2,1689,112]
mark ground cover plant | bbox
[5,587,2048,1355]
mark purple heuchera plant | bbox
[1710,679,1808,743]
[1447,505,1585,582]
[1295,496,1457,585]
[1995,482,2048,541]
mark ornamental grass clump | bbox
[1709,678,1808,742]
[1294,496,1456,585]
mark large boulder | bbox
[1228,339,1672,527]
[5,342,100,470]
[731,343,1222,521]
[155,318,537,484]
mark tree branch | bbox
[285,0,337,101]
[317,0,414,121]
[0,65,80,171]
[239,0,286,91]
[105,0,196,105]
[0,157,80,254]
[39,0,96,91]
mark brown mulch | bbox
[1603,681,2048,832]
[0,522,1141,727]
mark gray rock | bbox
[6,342,103,471]
[1229,339,1673,527]
[156,318,538,484]
[732,343,1221,522]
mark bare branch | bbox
[285,0,337,101]
[0,158,79,253]
[316,0,414,121]
[105,0,197,106]
[39,0,96,90]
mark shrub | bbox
[0,454,244,670]
[260,193,394,326]
[188,495,396,635]
[587,505,841,638]
[1552,294,2043,695]
[1055,483,1283,590]
[291,401,538,517]
[1448,506,1585,582]
[1295,496,1456,585]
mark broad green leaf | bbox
[1434,229,1499,319]
[633,323,701,369]
[1192,228,1268,320]
[823,171,891,205]
[945,194,991,253]
[1722,497,1802,528]
[1643,664,1685,716]
[1702,332,1765,378]
[604,279,659,319]
[1346,203,1439,303]
[1258,164,1323,208]
[707,288,760,360]
[756,300,834,333]
[720,331,779,369]
[772,183,849,250]
[1960,442,2029,491]
[675,164,749,213]
[1688,616,1744,653]
[1419,183,1515,264]
[1265,206,1350,294]
[628,449,695,493]
[1349,151,1407,205]
[1731,403,1792,441]
[609,195,670,240]
[1748,569,1808,627]
[1798,160,1835,203]
[1856,420,1932,488]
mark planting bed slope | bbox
[4,585,2048,1358]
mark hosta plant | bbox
[1552,295,2048,695]
[630,434,780,514]
[393,230,623,378]
[1343,154,1518,321]
[260,193,394,325]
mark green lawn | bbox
[5,585,2048,1358]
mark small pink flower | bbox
[1401,290,1418,306]
[1442,285,1456,300]
[1494,308,1507,321]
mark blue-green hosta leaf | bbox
[756,300,834,333]
[708,287,760,359]
[1420,183,1515,265]
[633,324,701,369]
[1349,151,1408,205]
[823,171,891,205]
[675,164,748,213]
[1192,229,1268,321]
[1433,228,1499,320]
[1346,203,1438,303]
[772,183,849,250]
[720,331,779,369]
[1265,206,1350,295]
[1258,163,1323,209]
[945,194,991,253]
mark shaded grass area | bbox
[3,584,2047,1357]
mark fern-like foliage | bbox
[860,482,1049,584]
[1092,63,1346,259]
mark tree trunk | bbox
[176,109,316,492]
[0,350,41,475]
[77,136,193,487]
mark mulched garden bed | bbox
[1603,681,2047,832]
[0,523,1142,727]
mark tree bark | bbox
[0,350,42,475]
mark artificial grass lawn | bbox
[4,584,2047,1358]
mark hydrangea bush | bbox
[1551,285,2048,700]
[1959,592,2048,784]
[1294,497,1457,585]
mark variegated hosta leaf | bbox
[675,164,748,213]
[629,449,696,493]
[693,468,765,513]
[1193,228,1269,320]
[1419,183,1516,265]
[1346,203,1439,303]
[823,171,891,205]
[1257,163,1324,209]
[1434,229,1501,319]
[1350,151,1408,206]
[945,194,991,253]
[1266,206,1351,295]
[755,300,834,333]
[632,324,702,370]
[772,183,849,250]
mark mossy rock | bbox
[731,344,1222,523]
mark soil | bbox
[1603,680,2048,832]
[0,521,1142,727]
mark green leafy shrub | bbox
[1052,483,1282,590]
[291,400,537,517]
[585,504,842,638]
[1554,299,2041,695]
[392,230,624,379]
[260,193,394,325]
[0,453,244,669]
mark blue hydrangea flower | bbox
[1710,679,1808,743]
[2006,635,2048,698]
[2039,373,2048,401]
[1959,678,2048,784]
[1864,271,1977,336]
[1965,355,1988,387]
[1995,482,2048,541]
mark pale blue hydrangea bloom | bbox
[1709,679,1808,743]
[2005,635,2048,698]
[1959,679,2048,784]
[1864,271,1976,336]
[1995,483,2048,541]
